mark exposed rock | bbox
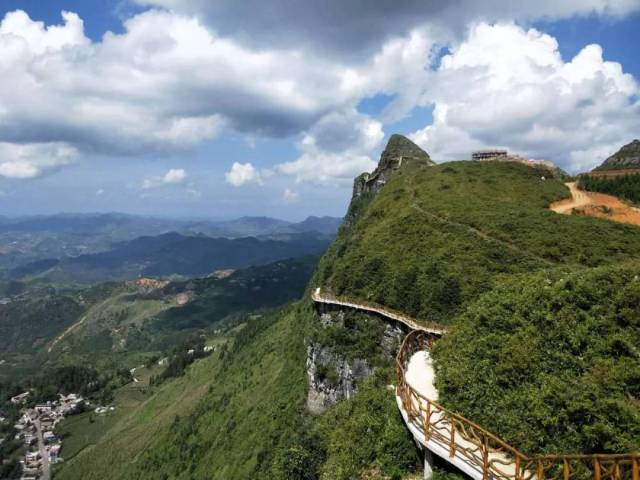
[380,323,406,358]
[595,139,640,171]
[353,134,434,199]
[306,343,373,414]
[320,310,344,328]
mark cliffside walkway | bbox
[312,291,640,480]
[311,288,448,335]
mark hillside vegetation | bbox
[0,256,317,382]
[56,301,420,480]
[434,264,640,455]
[579,174,640,204]
[317,160,640,324]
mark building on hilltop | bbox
[472,149,508,161]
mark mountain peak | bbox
[352,134,433,200]
[595,139,640,171]
[380,134,432,167]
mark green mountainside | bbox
[434,264,640,455]
[49,135,640,479]
[317,155,639,324]
[0,256,317,382]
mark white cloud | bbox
[282,188,299,204]
[409,23,640,172]
[0,142,77,178]
[143,168,187,189]
[225,162,263,186]
[96,188,105,196]
[163,168,187,184]
[0,6,638,184]
[277,109,383,184]
[0,9,367,161]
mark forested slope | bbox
[316,160,640,324]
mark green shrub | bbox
[433,264,640,455]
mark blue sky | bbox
[0,1,639,220]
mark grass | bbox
[54,350,222,480]
[316,161,640,324]
[54,304,310,480]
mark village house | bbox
[10,391,30,405]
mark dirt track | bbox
[550,182,640,226]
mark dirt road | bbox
[35,418,51,480]
[550,182,640,226]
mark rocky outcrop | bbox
[380,323,406,358]
[306,342,373,414]
[306,307,408,414]
[595,139,640,171]
[353,134,434,199]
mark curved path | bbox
[312,292,640,480]
[312,288,448,335]
[407,184,556,267]
[549,182,593,214]
[550,182,640,226]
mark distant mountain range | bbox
[0,214,342,283]
[5,231,332,283]
[0,213,342,238]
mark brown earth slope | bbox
[550,182,640,226]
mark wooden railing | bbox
[396,330,640,480]
[311,288,449,335]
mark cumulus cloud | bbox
[0,142,77,178]
[277,110,383,184]
[0,5,638,184]
[0,9,369,157]
[133,0,640,59]
[225,162,263,186]
[282,188,299,204]
[143,168,187,189]
[410,23,640,172]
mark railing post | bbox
[537,460,544,480]
[614,461,621,480]
[425,402,431,440]
[515,455,521,480]
[482,436,489,480]
[449,423,456,458]
[633,456,639,480]
[563,459,569,480]
[594,458,601,480]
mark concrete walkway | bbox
[399,351,521,480]
[312,288,447,335]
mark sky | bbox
[0,1,639,220]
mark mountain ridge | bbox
[594,139,640,170]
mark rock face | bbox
[306,342,373,414]
[353,134,434,199]
[595,140,640,171]
[306,307,407,414]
